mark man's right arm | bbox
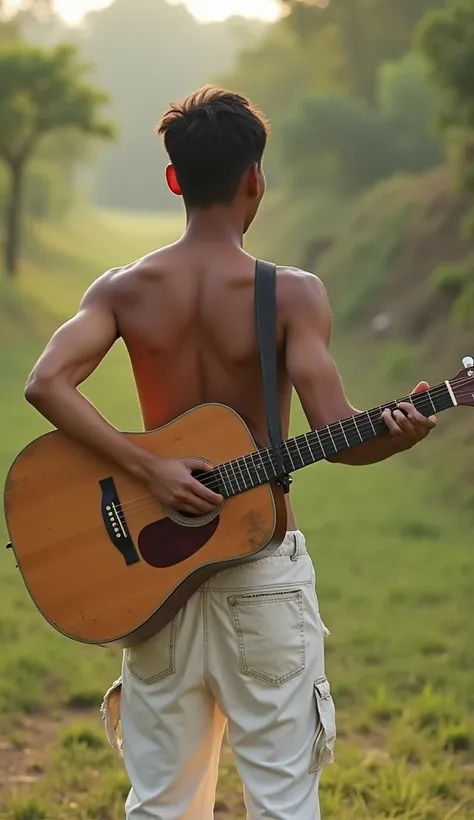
[25,273,222,514]
[281,268,436,465]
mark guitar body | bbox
[4,404,287,648]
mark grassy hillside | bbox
[0,206,473,819]
[261,167,474,513]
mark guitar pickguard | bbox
[138,516,220,568]
[99,478,140,566]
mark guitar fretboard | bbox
[211,383,454,498]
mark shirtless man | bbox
[25,87,436,820]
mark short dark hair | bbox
[157,85,270,208]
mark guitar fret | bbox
[312,428,329,458]
[254,450,271,483]
[266,448,278,478]
[222,462,238,496]
[338,420,349,447]
[292,437,306,468]
[369,407,384,435]
[233,458,246,492]
[217,466,231,497]
[340,417,360,446]
[300,434,314,463]
[239,456,255,489]
[245,454,261,486]
[283,442,298,471]
[347,415,364,442]
[338,421,350,447]
[230,462,243,493]
[326,425,337,450]
[363,411,375,437]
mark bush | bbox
[376,52,445,173]
[431,254,474,327]
[280,93,399,195]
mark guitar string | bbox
[113,380,472,517]
[113,380,458,512]
[109,379,473,522]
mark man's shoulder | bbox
[85,253,160,299]
[275,265,327,311]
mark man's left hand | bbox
[381,380,437,450]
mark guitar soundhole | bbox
[138,515,220,568]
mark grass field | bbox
[0,208,473,819]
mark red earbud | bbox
[166,165,182,196]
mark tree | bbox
[280,0,447,101]
[376,52,444,174]
[280,94,399,194]
[278,56,444,197]
[416,0,474,137]
[0,42,114,277]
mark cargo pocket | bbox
[309,675,336,773]
[100,676,123,754]
[125,617,177,684]
[228,589,305,686]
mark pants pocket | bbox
[125,617,177,684]
[228,588,305,686]
[309,675,336,773]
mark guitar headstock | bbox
[450,356,474,406]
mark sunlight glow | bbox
[6,0,281,26]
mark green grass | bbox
[1,207,474,819]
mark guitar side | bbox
[3,404,287,648]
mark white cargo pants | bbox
[103,531,336,820]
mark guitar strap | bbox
[254,260,292,494]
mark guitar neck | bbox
[216,381,455,498]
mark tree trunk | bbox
[5,162,24,278]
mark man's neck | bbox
[183,207,244,247]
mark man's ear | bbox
[166,164,182,196]
[247,162,261,197]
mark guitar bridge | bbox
[100,478,140,566]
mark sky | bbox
[30,0,281,26]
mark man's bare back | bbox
[113,244,290,438]
[90,240,298,523]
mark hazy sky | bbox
[33,0,280,25]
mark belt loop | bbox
[290,532,299,562]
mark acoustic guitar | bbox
[4,356,474,649]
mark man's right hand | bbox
[145,457,223,515]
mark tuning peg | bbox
[462,356,474,368]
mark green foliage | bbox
[6,797,47,820]
[223,15,444,199]
[0,40,114,275]
[416,0,474,136]
[376,52,445,173]
[280,94,398,194]
[0,42,113,158]
[281,0,446,101]
[62,723,105,750]
[416,0,474,328]
[278,53,444,197]
[433,255,474,328]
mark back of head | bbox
[157,86,269,209]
